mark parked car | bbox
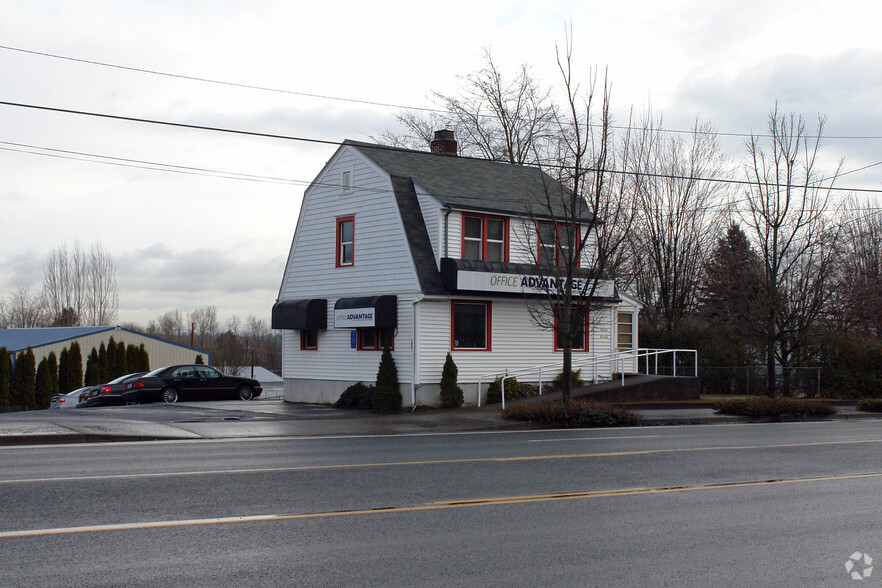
[50,387,90,409]
[78,372,148,407]
[121,365,263,404]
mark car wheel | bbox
[239,385,254,401]
[162,387,179,403]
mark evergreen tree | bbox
[139,344,150,371]
[12,348,36,407]
[126,344,138,374]
[47,351,59,396]
[84,348,101,386]
[439,352,464,408]
[98,342,108,382]
[0,347,12,407]
[106,337,118,379]
[68,341,83,392]
[35,358,53,408]
[116,341,127,376]
[58,347,71,393]
[371,344,401,411]
[195,354,205,365]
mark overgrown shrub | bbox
[857,398,882,413]
[544,369,585,393]
[714,397,836,418]
[486,375,539,404]
[335,382,374,409]
[371,344,402,411]
[504,400,641,427]
[439,353,464,408]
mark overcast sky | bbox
[2,0,880,328]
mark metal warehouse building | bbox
[0,326,209,368]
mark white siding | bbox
[278,145,423,389]
[416,297,617,401]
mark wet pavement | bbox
[0,399,878,445]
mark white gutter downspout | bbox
[443,205,453,258]
[411,293,424,410]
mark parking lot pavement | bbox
[0,400,877,446]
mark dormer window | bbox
[462,214,508,262]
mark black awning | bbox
[271,299,327,330]
[333,295,397,329]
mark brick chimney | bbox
[430,129,457,156]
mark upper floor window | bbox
[336,216,354,267]
[462,214,507,262]
[341,170,352,193]
[538,222,580,267]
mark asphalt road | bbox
[2,420,881,586]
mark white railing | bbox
[476,348,697,409]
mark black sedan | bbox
[78,372,148,407]
[121,364,263,404]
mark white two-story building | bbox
[273,131,641,406]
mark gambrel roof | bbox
[345,140,595,222]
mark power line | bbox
[4,43,882,141]
[1,100,881,196]
[0,44,446,115]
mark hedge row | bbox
[714,397,837,418]
[504,400,641,427]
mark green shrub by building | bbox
[371,345,401,411]
[439,353,464,408]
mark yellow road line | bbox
[3,438,882,485]
[3,471,882,539]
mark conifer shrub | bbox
[0,347,12,407]
[546,369,585,392]
[486,375,538,404]
[371,344,402,412]
[714,397,836,418]
[439,353,464,408]
[35,358,53,408]
[857,398,882,412]
[335,382,375,409]
[12,348,36,407]
[504,400,641,427]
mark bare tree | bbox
[740,105,842,395]
[42,240,118,326]
[0,288,50,328]
[627,116,730,335]
[378,48,558,163]
[155,309,185,343]
[828,198,882,336]
[189,306,219,348]
[84,242,118,325]
[520,37,639,401]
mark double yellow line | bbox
[3,471,881,539]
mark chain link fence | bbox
[699,366,822,397]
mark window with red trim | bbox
[336,216,354,267]
[554,307,589,351]
[462,214,508,262]
[451,301,491,350]
[538,222,580,267]
[300,329,318,350]
[357,328,394,351]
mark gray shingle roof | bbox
[346,140,594,222]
